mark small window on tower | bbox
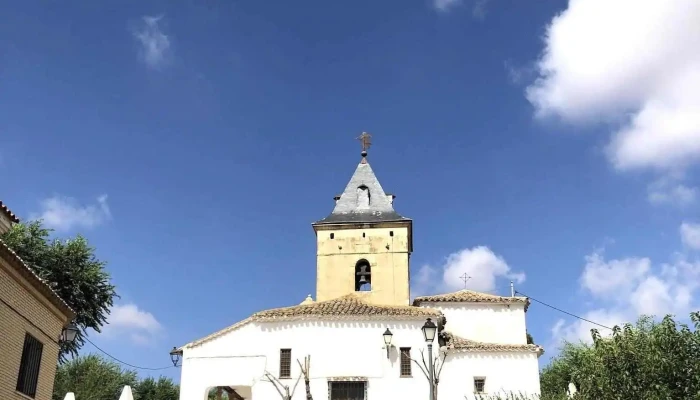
[355,259,371,291]
[390,231,394,237]
[362,232,366,238]
[330,233,335,239]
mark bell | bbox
[358,275,369,285]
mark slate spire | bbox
[313,136,410,225]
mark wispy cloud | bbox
[549,229,700,348]
[472,0,490,19]
[412,246,525,298]
[31,195,111,232]
[680,222,700,250]
[132,15,171,70]
[433,0,462,13]
[101,303,163,345]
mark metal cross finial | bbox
[357,132,372,153]
[460,273,471,289]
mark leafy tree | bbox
[53,354,138,400]
[1,221,117,360]
[540,312,700,399]
[134,376,180,400]
[53,355,179,400]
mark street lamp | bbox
[383,328,393,358]
[422,318,437,400]
[60,322,79,344]
[170,347,182,367]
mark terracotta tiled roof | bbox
[0,239,75,319]
[0,201,19,223]
[413,289,530,311]
[445,332,544,356]
[184,294,441,348]
[253,294,440,320]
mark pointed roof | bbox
[413,289,530,311]
[314,158,410,225]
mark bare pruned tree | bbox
[297,355,313,400]
[262,369,302,400]
[411,348,448,400]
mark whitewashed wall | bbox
[178,318,540,400]
[419,302,528,344]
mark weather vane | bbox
[357,132,372,155]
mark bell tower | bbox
[312,133,413,306]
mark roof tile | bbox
[413,289,530,311]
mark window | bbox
[329,381,366,400]
[357,185,370,208]
[355,259,371,291]
[362,232,365,238]
[473,377,486,394]
[330,233,335,239]
[16,333,43,398]
[279,349,291,378]
[389,231,394,237]
[400,348,412,377]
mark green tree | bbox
[53,355,179,400]
[134,376,180,400]
[53,355,138,400]
[1,221,117,361]
[540,312,700,399]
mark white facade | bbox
[178,315,541,400]
[421,302,528,345]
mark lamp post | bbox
[421,318,437,400]
[383,328,393,358]
[60,322,79,344]
[170,347,181,367]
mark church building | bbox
[173,136,543,400]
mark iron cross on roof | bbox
[460,273,471,289]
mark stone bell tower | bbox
[312,133,413,306]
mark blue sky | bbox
[2,0,700,381]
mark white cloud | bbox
[551,235,700,346]
[433,0,462,12]
[433,0,489,16]
[102,303,162,345]
[31,195,111,231]
[647,177,697,207]
[680,222,700,250]
[526,0,700,177]
[413,246,525,297]
[132,15,170,69]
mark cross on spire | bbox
[460,273,471,289]
[356,132,372,160]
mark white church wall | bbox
[420,302,528,344]
[178,319,540,400]
[443,351,541,399]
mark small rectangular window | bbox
[474,377,486,394]
[16,333,43,398]
[330,233,335,239]
[389,231,394,237]
[400,348,412,377]
[279,349,291,378]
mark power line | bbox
[84,336,175,371]
[514,290,613,331]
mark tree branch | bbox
[264,371,287,399]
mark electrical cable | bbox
[514,290,613,330]
[84,336,175,370]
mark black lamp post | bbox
[383,328,393,358]
[170,347,181,367]
[60,322,79,344]
[422,318,437,400]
